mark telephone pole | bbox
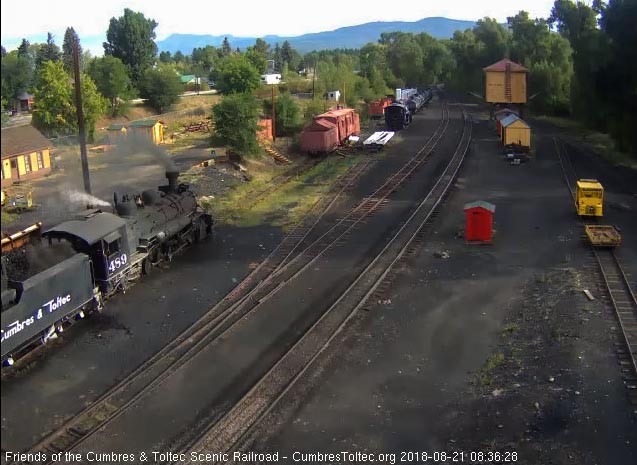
[73,36,91,194]
[271,85,276,142]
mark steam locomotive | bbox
[1,170,213,366]
[385,88,434,131]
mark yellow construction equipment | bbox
[4,191,34,213]
[585,225,621,247]
[575,179,603,217]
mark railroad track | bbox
[554,137,637,405]
[179,111,472,464]
[10,102,452,465]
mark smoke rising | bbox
[109,132,178,171]
[67,190,111,208]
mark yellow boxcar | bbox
[576,179,603,217]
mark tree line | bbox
[1,1,634,155]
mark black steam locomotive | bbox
[385,103,412,131]
[1,170,212,366]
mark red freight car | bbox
[368,98,393,118]
[315,108,360,143]
[300,118,339,154]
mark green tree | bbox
[212,92,260,156]
[36,33,61,68]
[139,64,182,112]
[32,61,107,140]
[215,55,261,94]
[273,42,282,71]
[221,37,232,57]
[254,38,269,56]
[62,27,81,73]
[87,56,131,114]
[598,0,637,152]
[1,51,33,101]
[17,39,30,58]
[264,92,301,136]
[104,8,158,86]
[245,47,267,74]
[79,73,109,142]
[159,51,172,63]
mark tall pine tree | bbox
[62,27,81,73]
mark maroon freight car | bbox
[300,119,339,154]
[300,107,361,154]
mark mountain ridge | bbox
[157,17,476,54]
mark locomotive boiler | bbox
[1,170,213,365]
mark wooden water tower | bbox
[483,59,528,119]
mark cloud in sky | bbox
[1,0,556,54]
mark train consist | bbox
[1,170,213,366]
[384,88,433,131]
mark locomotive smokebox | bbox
[166,170,179,193]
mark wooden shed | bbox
[494,108,517,136]
[464,201,495,243]
[483,59,528,104]
[106,124,127,144]
[501,115,531,149]
[1,125,52,184]
[127,119,164,145]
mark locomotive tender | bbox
[1,170,212,365]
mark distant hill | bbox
[157,17,476,54]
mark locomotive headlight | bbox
[157,231,167,242]
[3,357,14,367]
[76,311,85,320]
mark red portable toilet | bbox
[464,201,495,243]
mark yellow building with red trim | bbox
[1,125,53,184]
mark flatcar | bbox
[1,170,212,365]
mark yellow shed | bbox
[127,119,164,145]
[501,115,531,149]
[484,59,528,104]
[1,125,53,184]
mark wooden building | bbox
[483,59,528,105]
[501,115,531,149]
[1,125,52,184]
[127,119,164,145]
[106,123,128,144]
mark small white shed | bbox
[261,74,282,85]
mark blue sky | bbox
[1,0,556,56]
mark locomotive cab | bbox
[43,211,132,295]
[575,179,604,217]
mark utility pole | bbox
[271,85,276,143]
[312,59,316,99]
[342,80,345,108]
[73,36,91,194]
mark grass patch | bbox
[210,155,361,229]
[475,352,505,386]
[1,210,18,226]
[165,131,211,154]
[534,115,637,169]
[501,323,520,335]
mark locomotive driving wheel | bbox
[142,257,152,276]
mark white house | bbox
[326,90,341,101]
[261,74,282,85]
